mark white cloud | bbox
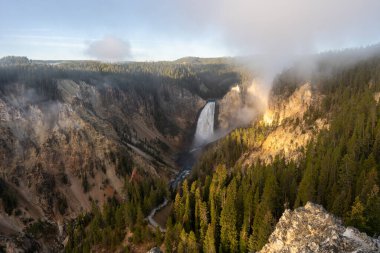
[173,0,380,80]
[176,0,380,53]
[85,35,131,61]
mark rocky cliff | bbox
[217,80,265,131]
[0,59,237,250]
[0,78,205,250]
[260,202,380,253]
[243,83,328,164]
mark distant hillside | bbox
[0,56,31,65]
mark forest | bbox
[64,175,168,253]
[2,54,380,252]
[0,56,244,101]
[165,55,380,252]
[0,56,245,138]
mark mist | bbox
[173,0,380,84]
[171,0,380,132]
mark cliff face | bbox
[217,85,246,130]
[0,57,250,251]
[0,77,205,249]
[216,81,327,165]
[154,82,205,146]
[260,202,380,253]
[243,83,328,164]
[217,81,265,131]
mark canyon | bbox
[1,50,380,252]
[0,57,254,251]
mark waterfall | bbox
[194,101,215,146]
[171,101,215,189]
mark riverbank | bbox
[147,198,168,232]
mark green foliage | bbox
[58,171,69,185]
[8,51,380,251]
[0,56,31,65]
[0,58,249,139]
[220,179,238,252]
[165,217,175,252]
[345,197,368,231]
[171,160,285,252]
[26,220,57,239]
[65,176,168,252]
[57,193,68,215]
[116,152,134,177]
[191,125,272,181]
[81,174,90,193]
[204,224,216,253]
[169,54,380,252]
[0,178,18,215]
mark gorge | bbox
[1,48,380,253]
[2,0,380,252]
[149,100,219,229]
[0,56,249,252]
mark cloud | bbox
[85,36,131,61]
[173,0,380,80]
[177,0,380,52]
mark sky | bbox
[1,0,380,61]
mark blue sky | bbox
[1,0,380,61]
[0,0,229,60]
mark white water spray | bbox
[194,101,215,146]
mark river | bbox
[147,101,216,230]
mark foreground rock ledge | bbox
[259,202,380,253]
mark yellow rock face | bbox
[244,83,328,164]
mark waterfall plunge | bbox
[194,101,215,146]
[171,101,215,188]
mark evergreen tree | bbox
[295,160,317,207]
[345,197,368,231]
[220,179,238,252]
[165,217,174,252]
[203,224,216,253]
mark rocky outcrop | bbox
[264,83,314,125]
[260,202,380,253]
[244,83,327,164]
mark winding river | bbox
[147,101,216,230]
